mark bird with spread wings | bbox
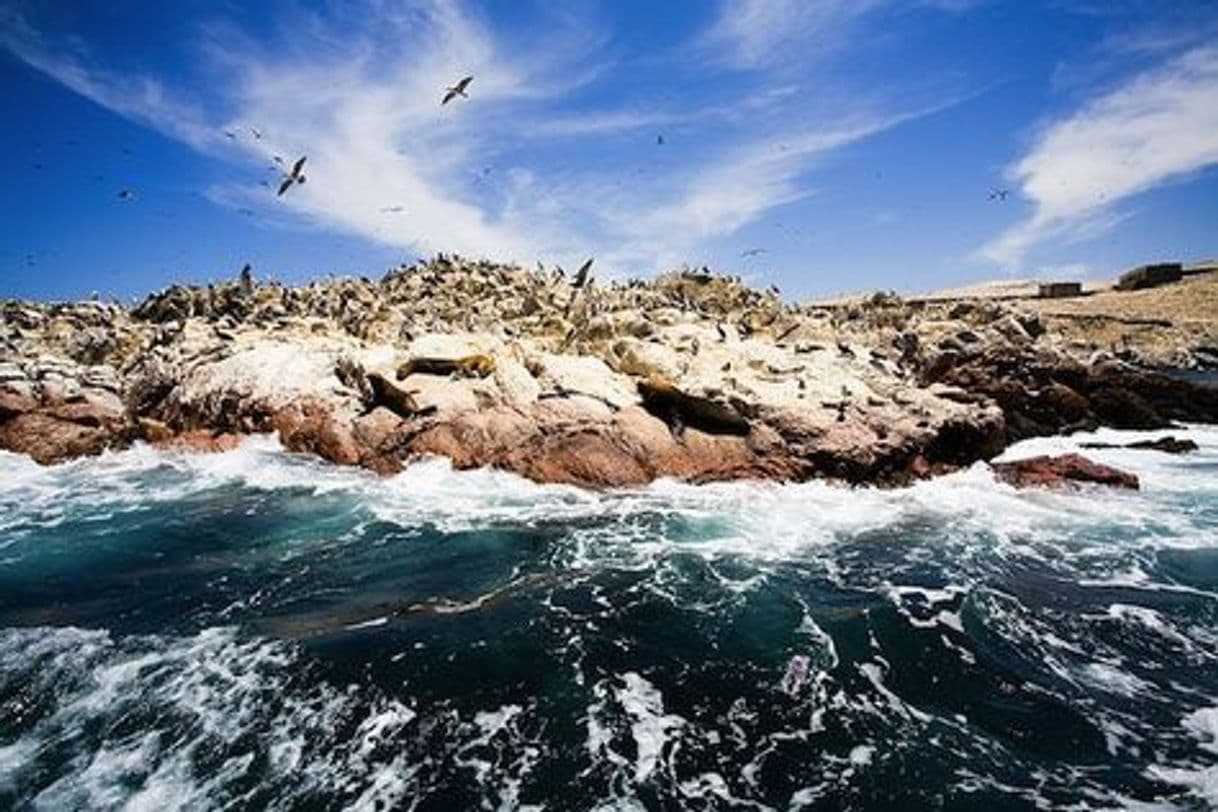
[442,76,474,105]
[277,156,308,197]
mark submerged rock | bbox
[1080,436,1198,454]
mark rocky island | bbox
[3,258,1216,488]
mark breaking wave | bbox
[1,425,1217,808]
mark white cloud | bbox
[2,0,961,277]
[700,0,884,71]
[978,45,1218,266]
[0,8,218,151]
[520,109,682,138]
[699,0,981,71]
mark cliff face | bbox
[1,259,1214,487]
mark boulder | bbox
[0,412,113,464]
[991,453,1139,490]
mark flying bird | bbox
[988,188,1010,201]
[276,156,307,197]
[117,189,136,201]
[250,128,263,140]
[224,130,237,139]
[442,75,474,105]
[380,205,406,213]
[572,258,594,288]
[740,248,767,258]
[657,134,665,146]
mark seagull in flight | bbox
[442,76,474,105]
[277,156,307,197]
[250,128,263,140]
[988,188,1011,201]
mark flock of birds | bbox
[20,71,1021,282]
[246,76,478,201]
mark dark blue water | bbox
[1,427,1217,809]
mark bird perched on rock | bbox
[442,76,473,105]
[572,258,594,288]
[277,156,307,196]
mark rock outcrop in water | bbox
[1079,435,1199,454]
[1,259,1216,486]
[991,453,1140,490]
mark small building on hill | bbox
[1116,262,1183,291]
[1037,282,1083,299]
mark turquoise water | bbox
[1,427,1217,809]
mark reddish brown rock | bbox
[351,408,409,474]
[155,429,245,454]
[271,401,362,466]
[398,402,906,488]
[135,417,175,443]
[0,412,113,464]
[929,346,1218,442]
[0,389,38,420]
[990,453,1139,490]
[0,387,132,464]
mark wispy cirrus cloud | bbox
[977,45,1218,267]
[0,8,219,151]
[698,0,885,71]
[2,0,966,276]
[697,0,982,71]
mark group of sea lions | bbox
[352,351,752,438]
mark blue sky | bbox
[1,0,1216,301]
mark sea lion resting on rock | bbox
[637,375,750,437]
[366,372,437,419]
[395,354,495,380]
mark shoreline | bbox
[2,258,1216,489]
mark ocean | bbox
[1,426,1217,809]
